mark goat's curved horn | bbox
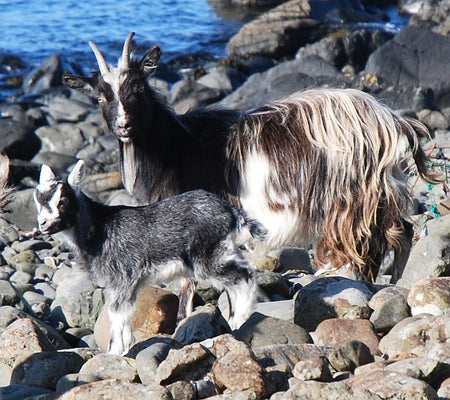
[89,40,109,76]
[121,32,135,70]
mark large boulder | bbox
[227,0,324,61]
[220,56,354,110]
[365,25,450,109]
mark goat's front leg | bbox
[107,299,135,355]
[177,277,197,323]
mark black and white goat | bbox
[34,160,264,355]
[63,32,441,282]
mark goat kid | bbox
[63,33,441,282]
[34,160,264,355]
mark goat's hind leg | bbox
[107,294,135,355]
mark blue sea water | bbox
[0,0,246,70]
[0,0,408,102]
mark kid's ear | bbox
[140,45,162,77]
[39,165,57,185]
[67,160,86,190]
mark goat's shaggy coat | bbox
[63,32,440,281]
[34,161,264,355]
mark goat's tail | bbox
[402,116,443,184]
[234,208,267,243]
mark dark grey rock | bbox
[136,341,173,384]
[0,280,19,306]
[369,293,411,333]
[296,29,392,73]
[0,384,52,400]
[0,118,40,160]
[365,25,450,107]
[235,312,311,347]
[294,277,374,332]
[10,350,86,390]
[328,340,374,373]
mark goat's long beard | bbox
[121,142,138,194]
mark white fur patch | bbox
[149,259,192,284]
[239,149,305,248]
[34,184,62,231]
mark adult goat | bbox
[63,32,440,281]
[34,160,264,355]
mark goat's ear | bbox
[140,45,162,77]
[39,165,57,185]
[63,72,97,96]
[67,160,86,190]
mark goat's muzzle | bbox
[114,122,133,143]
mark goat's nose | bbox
[116,121,132,134]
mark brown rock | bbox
[311,318,379,355]
[212,353,268,398]
[94,286,178,352]
[379,314,450,361]
[155,342,214,385]
[0,318,55,366]
[227,0,322,61]
[346,370,439,399]
[55,379,172,400]
[407,277,450,316]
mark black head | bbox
[63,33,162,142]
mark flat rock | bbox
[372,357,450,390]
[79,353,138,382]
[346,369,439,399]
[253,343,333,372]
[235,312,311,347]
[54,378,173,400]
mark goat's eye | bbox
[97,96,107,104]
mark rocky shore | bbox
[0,0,450,399]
